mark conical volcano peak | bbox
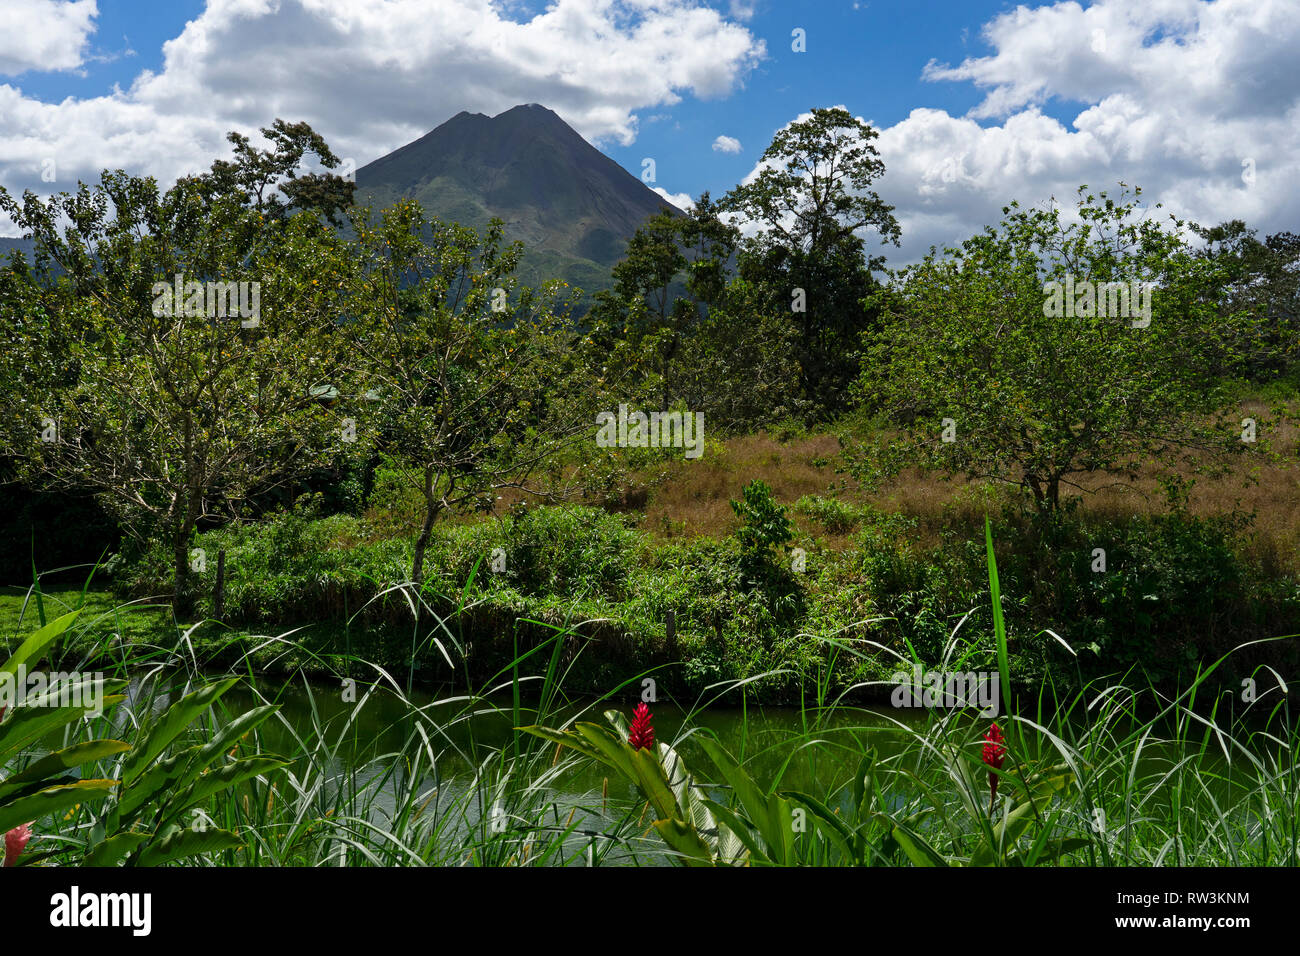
[353,104,681,299]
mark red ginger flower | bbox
[982,723,1007,808]
[628,702,655,751]
[4,824,32,867]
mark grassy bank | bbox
[78,488,1296,703]
[3,538,1297,867]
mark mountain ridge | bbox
[0,105,679,300]
[353,104,682,297]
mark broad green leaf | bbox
[186,704,280,773]
[161,756,288,827]
[696,735,794,863]
[700,798,767,865]
[0,610,80,678]
[891,822,951,868]
[0,779,117,834]
[115,744,207,822]
[654,737,729,858]
[117,705,283,823]
[0,697,124,761]
[134,826,245,867]
[119,678,239,784]
[84,831,149,867]
[0,739,129,800]
[651,817,717,867]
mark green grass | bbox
[3,535,1298,867]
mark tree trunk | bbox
[213,549,226,620]
[411,467,438,589]
[410,469,444,666]
[172,521,192,616]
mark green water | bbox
[94,673,1268,864]
[217,677,931,792]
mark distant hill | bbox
[353,104,683,299]
[0,237,34,262]
[2,105,679,302]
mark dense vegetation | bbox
[0,109,1296,867]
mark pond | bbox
[89,671,1265,864]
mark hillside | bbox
[353,104,682,298]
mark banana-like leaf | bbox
[695,735,797,864]
[160,755,288,828]
[0,779,117,834]
[522,717,742,866]
[653,735,739,862]
[651,817,717,867]
[700,798,770,865]
[115,744,208,823]
[0,739,130,801]
[184,704,280,772]
[119,678,239,785]
[134,826,245,867]
[576,725,678,821]
[117,706,280,823]
[84,831,150,868]
[0,610,80,678]
[0,696,125,760]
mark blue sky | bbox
[2,0,1297,260]
[10,0,1023,194]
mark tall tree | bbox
[184,118,356,229]
[720,107,899,410]
[1192,220,1300,378]
[587,195,738,409]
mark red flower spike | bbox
[4,824,33,867]
[628,702,655,751]
[982,723,1007,808]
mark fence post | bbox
[213,549,226,620]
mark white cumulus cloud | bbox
[0,0,98,75]
[652,186,694,210]
[712,134,742,153]
[0,0,764,233]
[735,0,1300,265]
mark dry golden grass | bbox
[623,397,1300,571]
[357,395,1298,572]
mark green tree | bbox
[852,186,1255,514]
[184,118,356,229]
[587,195,738,409]
[720,107,899,409]
[673,276,806,429]
[1191,220,1300,378]
[348,200,608,591]
[0,127,355,610]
